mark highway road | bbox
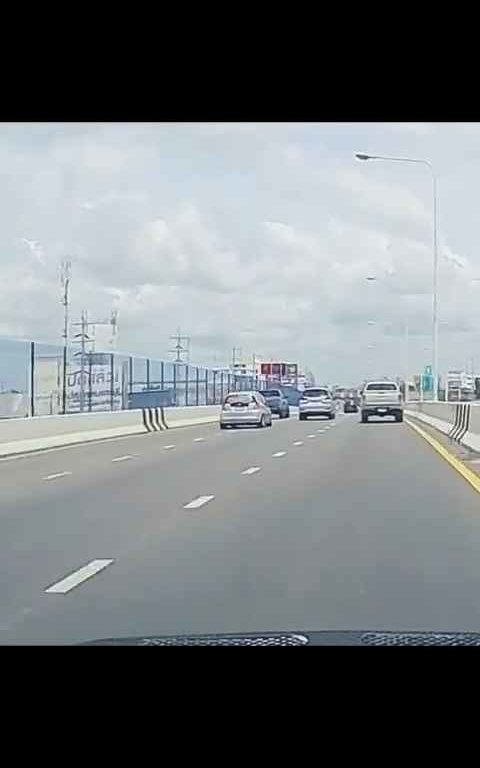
[2,410,480,643]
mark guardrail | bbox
[0,405,221,457]
[406,402,480,452]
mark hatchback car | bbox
[298,387,335,420]
[220,391,273,429]
[259,389,290,418]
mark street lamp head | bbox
[355,153,371,161]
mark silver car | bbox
[220,391,273,429]
[298,387,335,421]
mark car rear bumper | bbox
[362,406,403,416]
[299,408,333,416]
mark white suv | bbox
[299,387,335,421]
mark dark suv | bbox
[259,389,290,419]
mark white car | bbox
[220,391,273,429]
[298,387,335,421]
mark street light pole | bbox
[356,153,439,401]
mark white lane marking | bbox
[307,434,316,439]
[111,454,137,462]
[293,441,304,447]
[193,437,205,443]
[242,466,261,476]
[163,444,176,450]
[317,429,326,433]
[184,495,215,509]
[42,471,72,481]
[45,559,114,594]
[272,451,287,458]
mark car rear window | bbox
[365,383,398,391]
[304,389,330,398]
[225,393,254,405]
[260,390,281,397]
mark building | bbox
[447,370,475,401]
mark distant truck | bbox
[360,381,403,424]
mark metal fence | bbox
[0,337,280,417]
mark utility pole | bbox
[60,259,71,415]
[232,347,242,369]
[169,329,190,364]
[71,310,118,412]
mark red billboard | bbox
[260,362,298,379]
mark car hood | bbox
[80,630,480,646]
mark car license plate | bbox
[378,408,387,414]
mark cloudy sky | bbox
[1,121,480,384]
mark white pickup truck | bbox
[360,381,404,423]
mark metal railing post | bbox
[30,341,35,417]
[110,353,115,411]
[62,344,67,415]
[88,351,93,412]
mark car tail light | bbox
[223,403,232,410]
[248,401,258,410]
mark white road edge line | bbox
[272,451,287,458]
[242,466,261,475]
[293,441,304,447]
[184,495,215,509]
[42,471,72,481]
[45,559,114,594]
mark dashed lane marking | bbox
[272,451,287,458]
[184,495,215,509]
[163,445,176,450]
[193,437,205,443]
[111,455,137,462]
[241,466,261,475]
[42,471,72,481]
[307,434,316,439]
[293,441,304,447]
[45,559,114,594]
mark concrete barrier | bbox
[406,402,480,452]
[163,405,220,429]
[0,405,221,457]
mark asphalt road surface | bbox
[2,410,480,643]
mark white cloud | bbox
[0,123,478,381]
